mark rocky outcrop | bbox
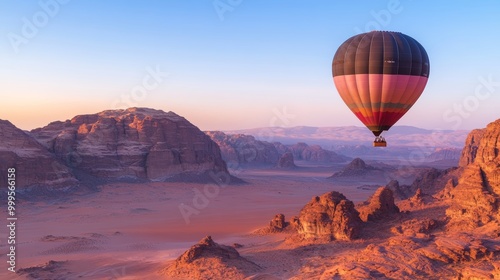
[163,236,260,279]
[206,131,280,166]
[0,120,77,189]
[294,191,362,240]
[395,167,460,199]
[325,233,500,279]
[357,187,400,222]
[447,119,500,229]
[391,218,439,237]
[277,152,296,168]
[269,214,287,231]
[385,179,410,200]
[255,214,291,234]
[330,158,378,178]
[31,108,228,181]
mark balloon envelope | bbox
[332,31,430,136]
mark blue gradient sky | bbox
[1,1,500,131]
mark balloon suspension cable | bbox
[373,135,387,147]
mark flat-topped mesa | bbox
[30,108,228,181]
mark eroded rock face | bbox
[31,108,227,181]
[357,187,400,222]
[459,128,485,167]
[0,120,77,189]
[447,119,500,229]
[277,152,296,168]
[295,191,362,240]
[163,236,260,279]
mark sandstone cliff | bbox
[447,119,500,230]
[458,128,485,167]
[0,120,77,190]
[30,108,228,182]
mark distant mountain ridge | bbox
[227,126,468,163]
[227,126,469,148]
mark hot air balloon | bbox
[332,31,430,147]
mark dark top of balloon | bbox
[332,31,430,78]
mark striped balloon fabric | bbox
[332,31,430,138]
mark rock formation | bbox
[30,108,228,182]
[163,236,260,279]
[385,179,409,200]
[390,218,439,237]
[255,213,291,234]
[206,131,280,166]
[447,119,500,230]
[357,187,400,222]
[294,191,362,240]
[329,158,379,178]
[458,128,485,167]
[277,152,296,168]
[0,120,77,189]
[269,213,287,231]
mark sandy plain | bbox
[2,161,432,279]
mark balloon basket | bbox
[373,141,387,147]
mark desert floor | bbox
[3,162,424,279]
